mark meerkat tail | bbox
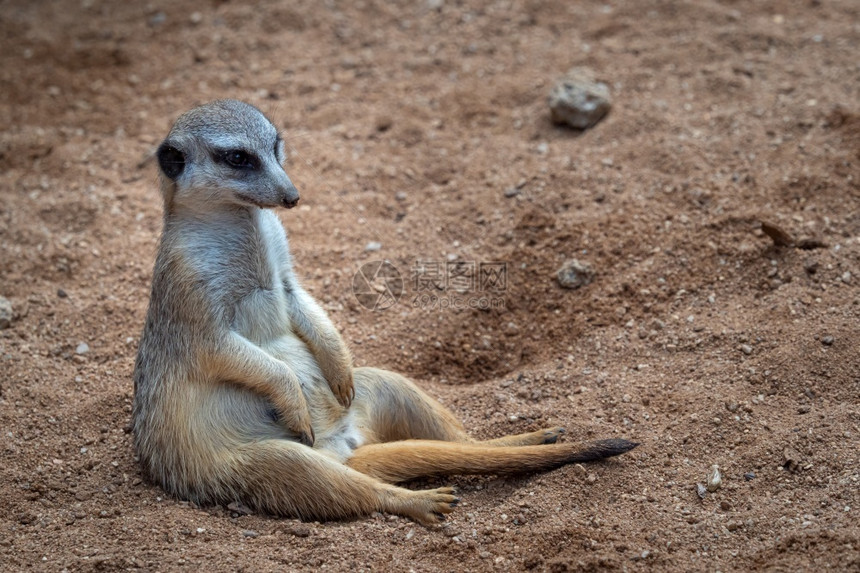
[345,438,639,483]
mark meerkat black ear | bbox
[157,143,185,180]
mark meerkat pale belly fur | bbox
[132,99,638,524]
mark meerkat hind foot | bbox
[482,426,567,447]
[392,487,459,525]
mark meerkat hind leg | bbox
[354,368,566,446]
[481,427,567,447]
[232,440,458,524]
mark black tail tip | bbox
[592,438,640,458]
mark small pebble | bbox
[148,12,166,26]
[364,241,382,252]
[241,529,259,538]
[739,344,753,355]
[75,343,90,355]
[375,116,393,132]
[227,501,253,516]
[821,335,834,346]
[556,259,595,289]
[57,288,68,298]
[706,464,722,492]
[760,220,794,247]
[0,296,12,329]
[284,524,311,538]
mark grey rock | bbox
[284,523,311,537]
[549,68,611,130]
[75,343,90,355]
[364,241,382,252]
[556,259,594,289]
[227,501,253,516]
[0,296,12,330]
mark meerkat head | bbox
[156,99,299,212]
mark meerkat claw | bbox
[299,429,315,448]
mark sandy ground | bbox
[1,0,859,570]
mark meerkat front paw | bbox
[274,399,315,447]
[323,365,355,408]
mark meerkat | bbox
[132,99,638,525]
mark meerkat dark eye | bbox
[221,149,257,169]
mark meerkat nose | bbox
[280,178,300,209]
